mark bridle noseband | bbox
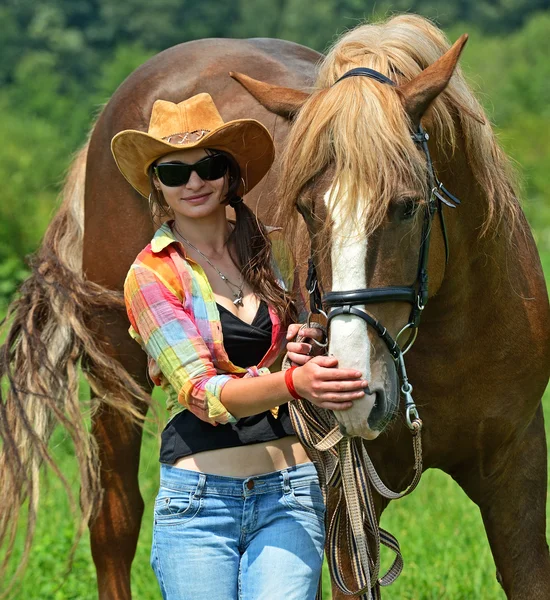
[305,67,461,430]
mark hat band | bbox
[162,130,211,144]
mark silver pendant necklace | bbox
[173,223,245,306]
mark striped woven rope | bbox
[283,346,423,599]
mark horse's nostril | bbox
[368,389,387,430]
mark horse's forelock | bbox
[276,13,520,243]
[276,58,427,255]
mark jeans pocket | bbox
[285,480,326,517]
[154,487,201,524]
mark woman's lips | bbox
[181,192,210,204]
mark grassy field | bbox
[4,380,549,600]
[4,247,550,600]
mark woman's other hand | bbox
[291,356,368,411]
[286,324,326,366]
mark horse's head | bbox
[233,18,469,439]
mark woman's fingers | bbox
[315,379,368,392]
[287,324,324,341]
[308,355,338,368]
[313,366,366,381]
[286,351,311,366]
[307,356,365,381]
[318,401,355,411]
[307,387,366,410]
[287,341,312,356]
[286,323,302,340]
[299,327,324,342]
[291,356,369,409]
[286,341,314,366]
[317,368,366,381]
[307,386,366,402]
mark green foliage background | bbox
[1,0,550,598]
[1,1,550,306]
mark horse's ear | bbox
[398,34,468,127]
[230,72,310,120]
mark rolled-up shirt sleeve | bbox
[124,264,237,425]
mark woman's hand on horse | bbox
[292,356,368,411]
[286,324,326,366]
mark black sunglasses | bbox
[154,154,229,187]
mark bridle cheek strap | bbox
[308,122,459,351]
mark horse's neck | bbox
[413,133,550,415]
[427,134,545,329]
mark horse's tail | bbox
[0,134,151,593]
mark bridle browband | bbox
[305,67,461,429]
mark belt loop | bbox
[194,473,206,498]
[282,470,291,493]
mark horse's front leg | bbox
[453,404,550,599]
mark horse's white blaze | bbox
[325,186,379,439]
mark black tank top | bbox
[159,301,295,463]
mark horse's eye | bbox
[402,199,417,220]
[394,197,419,221]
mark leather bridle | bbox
[304,67,461,429]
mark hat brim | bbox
[111,119,275,199]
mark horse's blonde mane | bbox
[277,14,519,241]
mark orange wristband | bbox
[284,366,301,400]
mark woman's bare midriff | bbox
[171,435,311,478]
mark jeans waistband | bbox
[159,461,319,497]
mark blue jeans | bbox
[151,462,326,600]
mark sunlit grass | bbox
[6,380,548,599]
[4,246,550,599]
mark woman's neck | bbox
[172,213,232,257]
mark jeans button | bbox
[246,480,254,490]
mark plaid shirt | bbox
[124,220,298,425]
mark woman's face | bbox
[153,148,228,220]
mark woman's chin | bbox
[172,199,225,220]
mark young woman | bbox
[111,93,368,600]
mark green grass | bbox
[5,385,549,599]
[4,251,550,600]
[378,473,505,599]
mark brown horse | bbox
[0,37,320,599]
[233,13,550,600]
[1,14,549,600]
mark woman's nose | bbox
[185,169,204,189]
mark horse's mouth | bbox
[336,387,398,441]
[332,350,399,440]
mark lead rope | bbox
[283,328,423,600]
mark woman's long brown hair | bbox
[148,150,297,327]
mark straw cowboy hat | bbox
[111,93,275,199]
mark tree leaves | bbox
[0,1,548,306]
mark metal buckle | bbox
[305,312,329,348]
[395,323,418,354]
[397,355,422,432]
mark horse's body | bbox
[1,15,549,600]
[84,37,322,599]
[235,16,550,598]
[0,37,320,599]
